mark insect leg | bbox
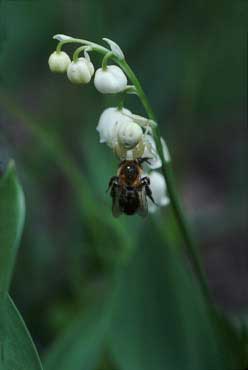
[141,176,150,186]
[145,184,157,205]
[141,177,157,205]
[106,176,119,192]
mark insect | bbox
[107,158,156,217]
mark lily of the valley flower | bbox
[48,51,71,73]
[96,107,170,168]
[94,65,127,94]
[96,107,133,148]
[147,171,169,213]
[49,34,172,216]
[143,135,170,169]
[67,57,94,84]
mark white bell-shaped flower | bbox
[94,65,127,94]
[67,57,94,84]
[117,121,143,149]
[96,107,132,148]
[48,51,71,73]
[147,171,170,213]
[143,136,170,169]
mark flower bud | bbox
[48,51,71,73]
[67,57,94,84]
[117,121,143,149]
[147,171,169,213]
[94,65,127,94]
[96,107,132,148]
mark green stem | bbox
[118,59,212,303]
[52,35,211,301]
[72,45,91,62]
[102,52,114,70]
[56,37,108,55]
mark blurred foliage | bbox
[0,162,42,369]
[0,0,247,369]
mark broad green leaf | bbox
[44,300,113,370]
[0,160,43,370]
[1,295,43,370]
[108,231,245,370]
[0,160,25,298]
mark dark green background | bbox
[0,0,246,367]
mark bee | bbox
[107,158,156,217]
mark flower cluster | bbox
[48,34,170,214]
[48,36,127,93]
[96,107,170,212]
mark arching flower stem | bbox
[52,35,212,303]
[55,37,109,55]
[72,45,92,62]
[102,52,115,70]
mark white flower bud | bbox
[94,65,127,94]
[147,171,169,213]
[96,107,132,148]
[117,121,143,149]
[48,51,71,73]
[67,57,94,84]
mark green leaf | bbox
[0,160,25,298]
[1,295,43,370]
[0,160,43,370]
[108,232,245,370]
[44,301,113,370]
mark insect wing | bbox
[137,187,148,218]
[111,186,122,218]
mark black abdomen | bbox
[119,189,139,215]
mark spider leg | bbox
[138,157,152,166]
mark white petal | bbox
[160,196,170,206]
[102,38,125,60]
[96,107,132,148]
[143,135,162,169]
[146,171,169,213]
[161,137,171,163]
[143,135,170,169]
[67,57,93,84]
[94,65,127,94]
[48,51,71,73]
